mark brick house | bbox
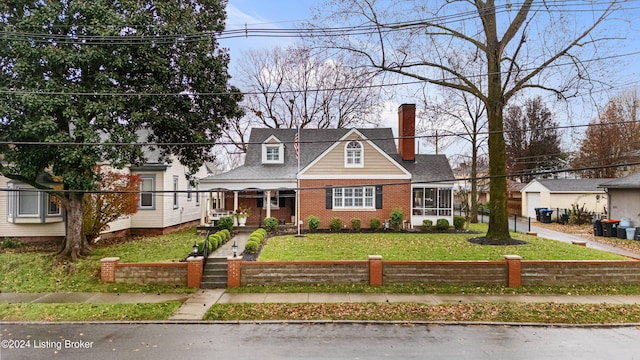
[198,104,455,229]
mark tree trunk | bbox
[58,192,91,261]
[485,93,511,241]
[469,136,479,224]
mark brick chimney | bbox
[398,104,416,162]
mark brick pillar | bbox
[187,256,204,288]
[100,257,120,283]
[369,255,383,286]
[227,256,242,288]
[504,255,522,287]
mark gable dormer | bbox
[261,135,284,164]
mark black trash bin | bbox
[601,219,620,237]
[618,226,628,239]
[534,208,543,222]
[540,209,553,224]
[593,219,603,236]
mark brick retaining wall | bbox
[521,260,640,285]
[100,257,203,288]
[230,256,640,288]
[240,260,369,285]
[383,261,507,285]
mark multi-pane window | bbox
[266,146,280,161]
[345,141,363,167]
[333,186,374,209]
[412,187,452,216]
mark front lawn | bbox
[0,228,201,293]
[258,224,629,261]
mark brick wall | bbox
[521,260,640,285]
[232,257,640,288]
[100,257,204,288]
[240,261,369,285]
[383,261,507,285]
[300,179,410,229]
[115,262,188,286]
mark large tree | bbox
[504,96,564,183]
[0,0,243,260]
[220,45,383,158]
[311,0,629,242]
[571,89,640,178]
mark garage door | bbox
[526,192,541,218]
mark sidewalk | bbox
[3,291,639,321]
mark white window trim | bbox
[139,175,156,210]
[6,182,63,223]
[262,137,284,164]
[344,141,364,168]
[333,186,375,209]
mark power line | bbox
[2,119,638,147]
[1,50,639,98]
[0,159,637,195]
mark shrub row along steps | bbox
[200,257,228,289]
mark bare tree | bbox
[221,44,384,156]
[504,96,564,183]
[421,87,488,223]
[571,89,640,178]
[311,0,630,243]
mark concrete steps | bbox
[200,257,228,289]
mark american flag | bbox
[294,130,299,160]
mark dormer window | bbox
[262,136,284,164]
[345,141,363,167]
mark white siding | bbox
[0,176,65,238]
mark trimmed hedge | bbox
[243,228,268,254]
[263,217,279,232]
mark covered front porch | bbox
[198,180,299,228]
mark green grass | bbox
[203,302,640,324]
[0,302,182,321]
[258,224,628,261]
[0,228,201,293]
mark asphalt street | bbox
[1,323,639,360]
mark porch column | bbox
[233,191,239,226]
[265,190,271,218]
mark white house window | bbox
[266,146,280,161]
[345,141,363,168]
[261,136,284,164]
[263,191,280,208]
[412,187,452,216]
[173,176,179,209]
[139,175,155,210]
[18,188,39,216]
[6,183,63,223]
[333,186,374,209]
[187,183,192,202]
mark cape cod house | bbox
[198,104,455,229]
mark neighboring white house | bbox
[0,156,207,242]
[520,178,608,220]
[600,172,640,227]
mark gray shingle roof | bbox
[599,172,640,188]
[536,178,609,192]
[202,127,453,183]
